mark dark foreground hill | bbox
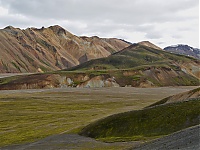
[0,42,199,90]
[132,125,200,150]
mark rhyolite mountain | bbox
[164,44,199,59]
[0,41,199,90]
[0,25,130,73]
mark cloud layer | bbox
[0,0,199,48]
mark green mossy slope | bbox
[80,99,200,142]
[67,44,198,71]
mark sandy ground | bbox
[132,125,200,150]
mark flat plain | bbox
[0,86,198,149]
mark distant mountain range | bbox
[164,44,199,59]
[1,41,199,90]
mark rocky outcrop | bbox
[0,74,121,90]
[77,76,119,88]
[0,74,61,90]
[139,80,155,88]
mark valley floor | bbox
[0,86,198,149]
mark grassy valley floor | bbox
[0,86,198,149]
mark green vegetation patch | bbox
[80,99,200,142]
[0,88,163,147]
[132,75,142,81]
[67,44,199,72]
[0,76,22,85]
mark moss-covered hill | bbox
[79,98,200,142]
[67,43,199,79]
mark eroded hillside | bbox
[0,25,129,73]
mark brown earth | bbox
[148,87,200,108]
[0,25,129,73]
[165,87,200,104]
[138,41,163,50]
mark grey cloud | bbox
[0,15,31,28]
[157,42,166,45]
[145,32,163,39]
[0,0,198,23]
[172,35,182,39]
[0,0,198,47]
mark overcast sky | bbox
[0,0,199,48]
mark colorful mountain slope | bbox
[0,25,129,73]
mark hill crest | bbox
[138,41,163,50]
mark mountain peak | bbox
[164,44,199,59]
[49,25,63,30]
[48,25,74,37]
[4,26,16,30]
[138,41,163,50]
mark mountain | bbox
[0,42,199,90]
[67,41,200,79]
[164,44,200,59]
[0,25,130,73]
